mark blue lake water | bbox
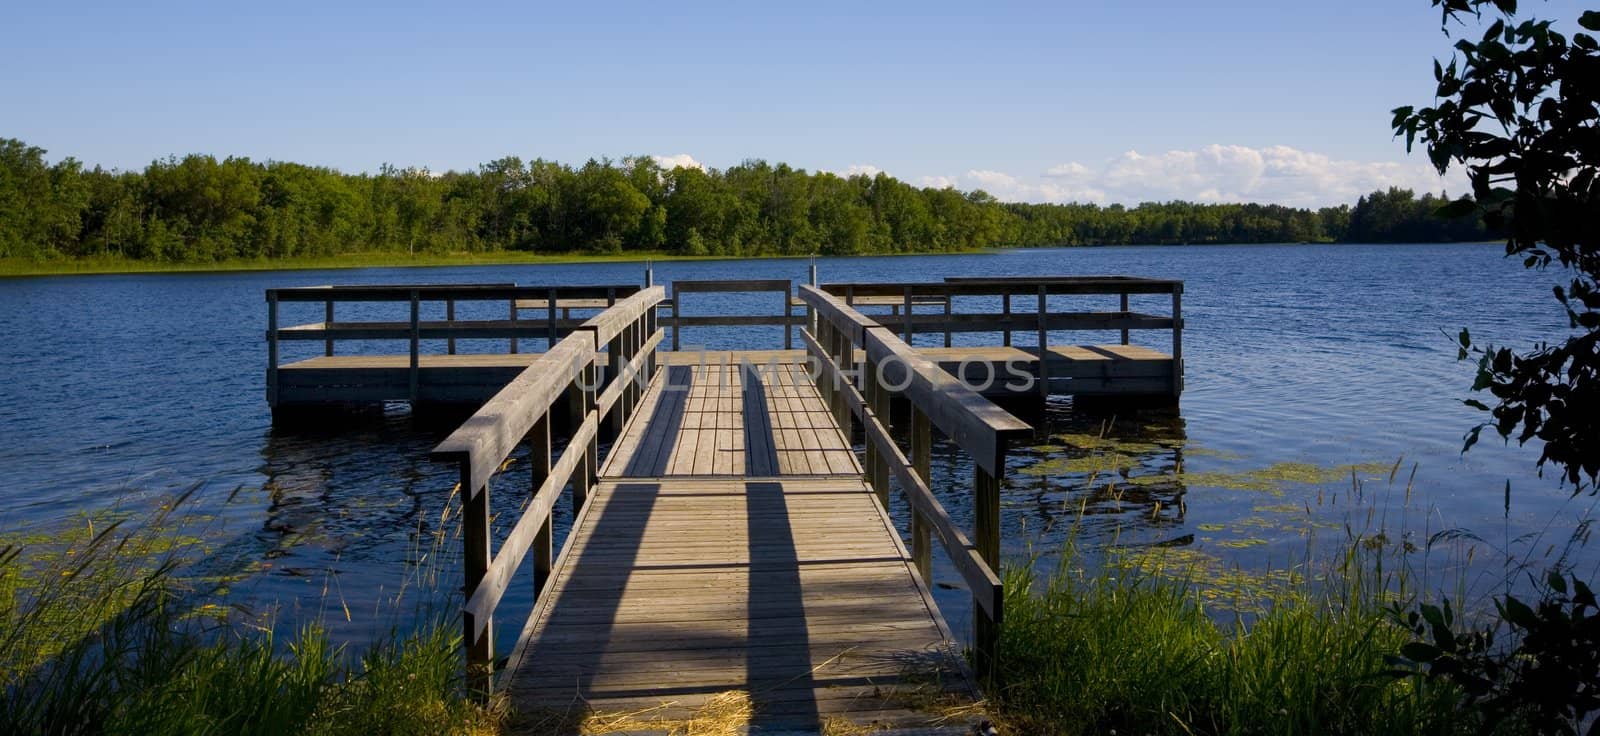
[0,243,1589,647]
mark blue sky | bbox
[3,1,1589,206]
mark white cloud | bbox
[652,153,705,171]
[842,164,884,178]
[918,175,959,189]
[929,144,1467,208]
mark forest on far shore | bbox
[0,137,1490,263]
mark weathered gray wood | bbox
[408,291,420,403]
[529,416,553,596]
[825,277,1181,297]
[910,407,932,582]
[504,477,974,730]
[1172,284,1184,396]
[797,285,878,345]
[268,283,636,302]
[266,291,279,407]
[461,408,598,641]
[860,327,1030,476]
[430,334,595,493]
[670,278,792,293]
[579,286,666,346]
[801,329,1000,618]
[274,319,588,341]
[1121,291,1131,344]
[461,461,493,689]
[324,301,335,356]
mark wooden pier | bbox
[265,274,1182,733]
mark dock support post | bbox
[1120,292,1130,345]
[567,365,597,511]
[974,462,1003,682]
[408,290,420,404]
[1002,293,1012,347]
[671,282,681,351]
[546,288,558,351]
[529,416,553,596]
[1036,286,1050,397]
[784,283,793,350]
[266,292,279,408]
[324,300,335,356]
[509,299,519,354]
[447,299,457,355]
[1172,285,1184,396]
[910,407,932,581]
[461,467,493,693]
[943,294,952,348]
[902,286,914,345]
[864,358,890,508]
[607,331,626,441]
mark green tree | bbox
[1395,0,1600,487]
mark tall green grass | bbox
[984,439,1491,735]
[989,543,1463,735]
[0,496,502,736]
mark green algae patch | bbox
[1020,452,1139,476]
[1121,460,1395,495]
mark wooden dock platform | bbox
[268,275,1182,733]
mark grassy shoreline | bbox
[0,251,750,278]
[0,241,1503,278]
[0,248,1011,278]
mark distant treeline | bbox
[0,137,1490,262]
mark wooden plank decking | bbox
[505,363,973,732]
[603,363,860,477]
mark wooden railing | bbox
[822,276,1184,395]
[265,284,639,405]
[797,285,1032,679]
[669,279,798,350]
[428,286,664,690]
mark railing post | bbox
[447,298,457,355]
[910,407,932,581]
[607,331,626,441]
[814,320,832,407]
[1172,284,1184,396]
[409,290,421,404]
[1036,285,1049,397]
[784,283,794,350]
[671,281,681,351]
[266,291,279,408]
[566,374,590,511]
[864,357,889,508]
[509,298,519,354]
[584,361,599,494]
[862,357,877,490]
[324,299,335,356]
[645,300,658,384]
[546,288,559,351]
[974,459,1003,682]
[1002,293,1012,347]
[461,466,493,692]
[902,286,913,345]
[943,293,952,348]
[529,416,553,596]
[1120,291,1130,345]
